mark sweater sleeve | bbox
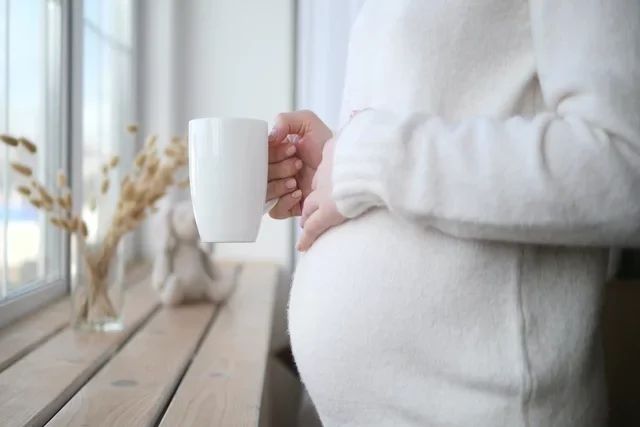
[331,0,640,247]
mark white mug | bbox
[188,117,279,242]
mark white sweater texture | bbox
[288,1,640,426]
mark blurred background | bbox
[0,5,365,424]
[2,0,639,332]
[0,0,367,335]
[1,0,638,328]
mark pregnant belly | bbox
[288,210,526,419]
[288,209,608,425]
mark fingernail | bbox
[295,159,303,170]
[286,178,296,189]
[292,190,302,198]
[286,145,296,156]
[296,242,303,251]
[268,129,277,142]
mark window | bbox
[81,0,134,247]
[0,0,136,328]
[0,0,66,326]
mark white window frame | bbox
[0,0,71,329]
[0,0,138,329]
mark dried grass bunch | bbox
[1,126,190,325]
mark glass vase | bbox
[70,234,126,332]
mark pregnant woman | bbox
[267,1,640,426]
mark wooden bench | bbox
[0,261,280,427]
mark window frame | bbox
[0,0,72,329]
[79,0,136,256]
[0,0,138,329]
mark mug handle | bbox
[263,197,280,215]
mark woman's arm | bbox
[331,0,640,247]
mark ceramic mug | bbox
[188,117,278,242]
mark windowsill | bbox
[0,261,149,372]
[0,259,280,427]
[0,279,68,335]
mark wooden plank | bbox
[158,262,279,427]
[0,276,159,427]
[0,264,150,374]
[44,262,239,427]
[0,298,68,374]
[46,306,215,427]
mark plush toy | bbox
[151,199,229,306]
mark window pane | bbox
[0,0,65,299]
[81,1,134,248]
[102,0,132,47]
[84,0,132,48]
[84,0,100,27]
[82,26,104,243]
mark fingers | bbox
[266,138,303,220]
[297,210,328,252]
[269,141,296,164]
[300,192,319,228]
[268,157,303,180]
[290,201,302,217]
[267,177,297,201]
[269,110,319,145]
[268,190,303,219]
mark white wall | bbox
[134,0,180,259]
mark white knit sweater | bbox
[288,1,640,426]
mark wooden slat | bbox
[46,306,215,427]
[0,298,68,373]
[0,276,159,427]
[44,263,240,427]
[0,264,150,374]
[158,262,279,427]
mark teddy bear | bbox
[151,199,230,306]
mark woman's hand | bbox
[267,134,303,217]
[297,137,347,251]
[267,110,333,219]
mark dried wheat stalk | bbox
[3,126,189,326]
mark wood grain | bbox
[0,298,68,374]
[44,263,239,427]
[158,262,279,427]
[46,305,215,427]
[0,277,158,427]
[0,264,150,374]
